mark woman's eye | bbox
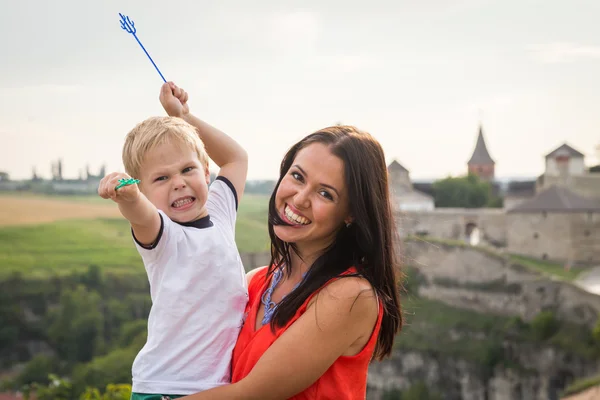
[319,190,333,200]
[291,172,304,182]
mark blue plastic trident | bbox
[119,13,166,82]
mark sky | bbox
[1,0,599,181]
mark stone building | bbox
[504,180,536,210]
[388,160,435,212]
[507,185,600,264]
[467,125,495,182]
[537,143,600,200]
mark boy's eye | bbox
[182,167,194,173]
[154,176,167,182]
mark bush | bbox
[80,383,132,400]
[16,355,60,387]
[530,311,560,341]
[592,319,600,343]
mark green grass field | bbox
[0,194,270,279]
[509,254,581,282]
[0,194,583,284]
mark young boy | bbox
[98,82,248,399]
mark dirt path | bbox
[574,266,600,296]
[0,195,121,227]
[562,385,600,400]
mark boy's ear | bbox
[204,164,210,184]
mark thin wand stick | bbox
[119,13,166,83]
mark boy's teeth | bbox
[285,206,310,225]
[173,198,193,207]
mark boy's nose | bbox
[172,175,186,190]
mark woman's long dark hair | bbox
[267,125,402,360]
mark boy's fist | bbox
[98,172,141,204]
[160,81,189,118]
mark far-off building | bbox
[387,160,435,212]
[537,143,600,200]
[507,185,600,264]
[467,125,495,182]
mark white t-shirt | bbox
[131,177,248,395]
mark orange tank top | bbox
[231,267,383,400]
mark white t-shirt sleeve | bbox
[206,176,238,234]
[132,210,181,271]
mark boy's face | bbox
[138,140,210,223]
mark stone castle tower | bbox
[467,125,495,181]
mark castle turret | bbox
[387,160,412,193]
[467,125,495,181]
[57,159,63,180]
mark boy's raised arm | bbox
[98,172,161,246]
[159,82,248,202]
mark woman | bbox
[182,125,403,399]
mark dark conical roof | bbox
[468,126,495,165]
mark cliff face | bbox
[365,240,600,400]
[404,240,600,327]
[367,344,599,400]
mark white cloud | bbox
[528,42,600,64]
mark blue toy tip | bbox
[118,12,166,83]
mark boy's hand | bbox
[98,172,141,204]
[160,81,189,118]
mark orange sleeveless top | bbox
[231,267,383,400]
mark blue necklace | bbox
[261,267,305,325]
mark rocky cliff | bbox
[366,239,600,400]
[404,239,600,327]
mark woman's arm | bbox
[181,277,379,400]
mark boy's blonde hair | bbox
[122,116,209,178]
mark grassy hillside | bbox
[408,236,582,282]
[0,194,270,279]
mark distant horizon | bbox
[3,138,596,182]
[0,163,554,183]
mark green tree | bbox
[24,374,74,400]
[117,319,147,348]
[381,388,402,399]
[15,355,59,387]
[71,347,138,395]
[403,382,441,400]
[432,174,491,208]
[80,265,104,292]
[48,285,105,364]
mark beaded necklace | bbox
[260,267,306,325]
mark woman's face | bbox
[274,143,352,256]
